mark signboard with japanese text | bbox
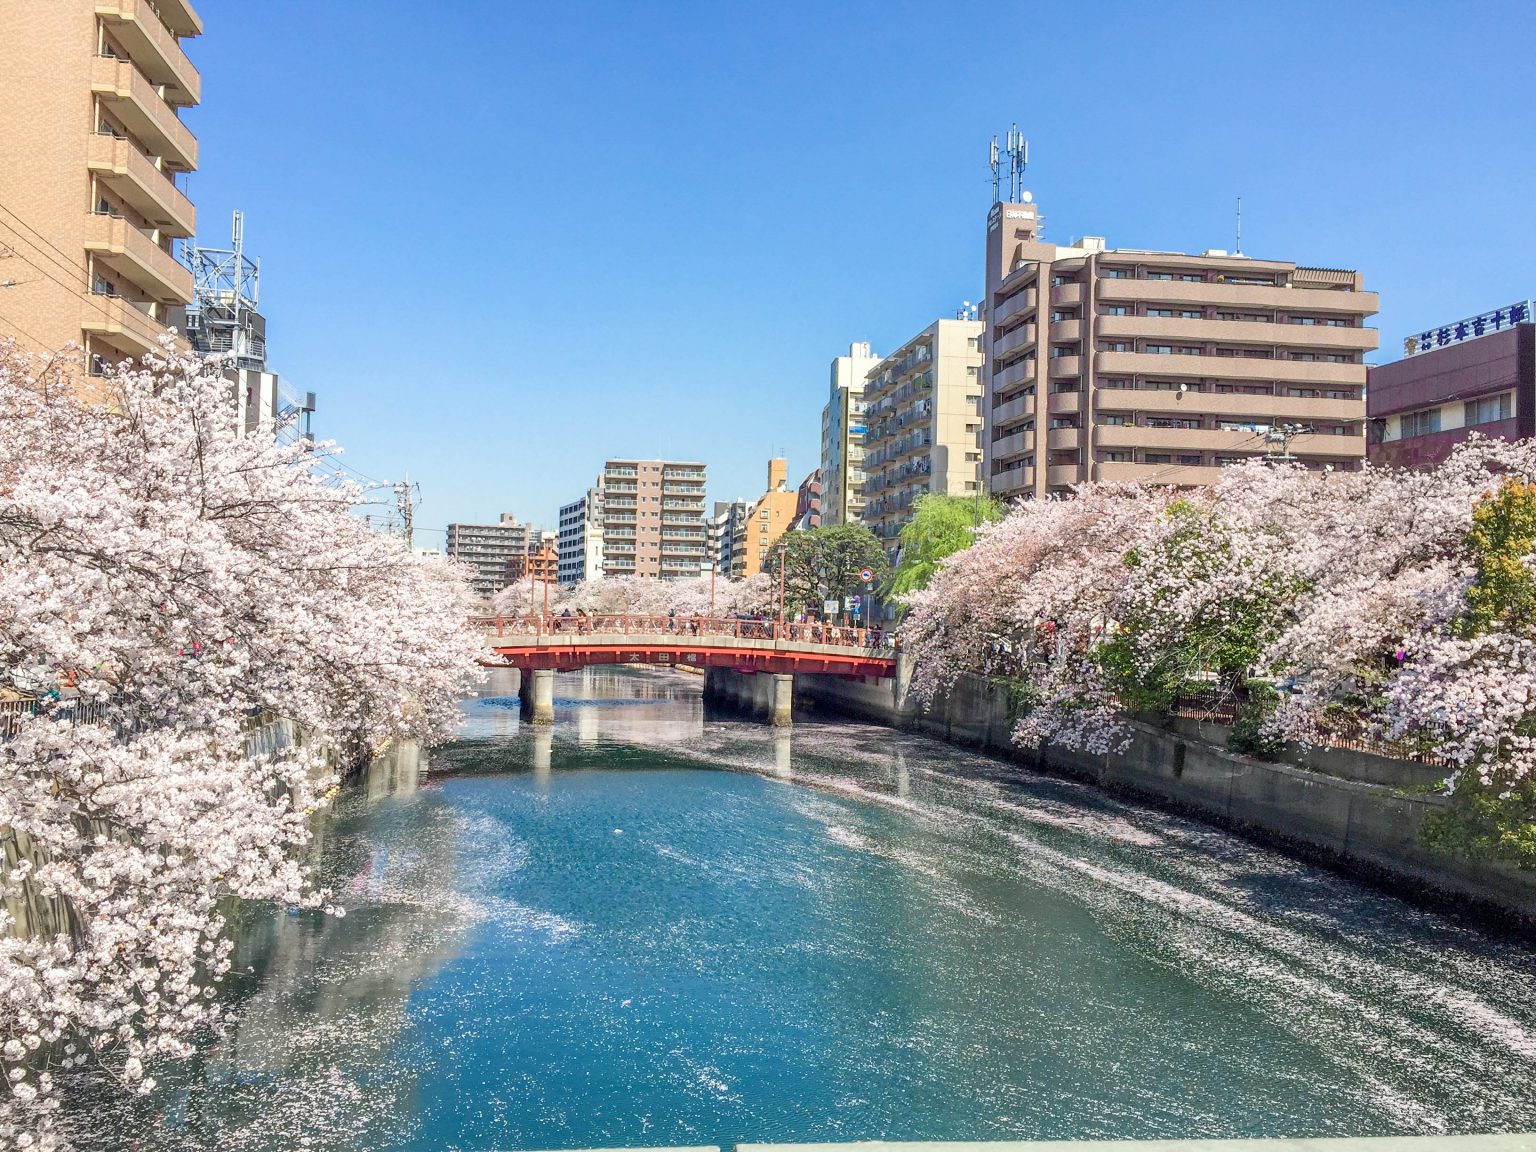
[1404,301,1532,356]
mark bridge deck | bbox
[476,615,897,678]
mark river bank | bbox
[785,667,1536,930]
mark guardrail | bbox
[472,614,897,653]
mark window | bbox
[1148,308,1176,318]
[1101,378,1132,389]
[1050,275,1074,287]
[966,365,980,378]
[1053,380,1080,393]
[1178,310,1202,319]
[1103,267,1131,279]
[1050,417,1078,429]
[1292,316,1319,326]
[1178,455,1202,466]
[1103,341,1131,353]
[1102,451,1132,463]
[1144,453,1172,464]
[1146,272,1174,281]
[1466,393,1513,425]
[1401,409,1442,437]
[1147,417,1200,430]
[1177,346,1202,356]
[1100,413,1133,426]
[1146,344,1174,355]
[966,336,980,350]
[1323,318,1351,328]
[1104,305,1129,316]
[1179,274,1204,283]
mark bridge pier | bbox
[519,667,555,725]
[770,673,794,727]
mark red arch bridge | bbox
[474,614,899,726]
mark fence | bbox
[0,694,117,738]
[1172,690,1457,770]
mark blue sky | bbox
[188,1,1536,543]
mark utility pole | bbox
[392,474,419,547]
[777,544,787,634]
[1263,423,1311,464]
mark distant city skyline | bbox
[179,0,1536,537]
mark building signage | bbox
[1404,300,1532,356]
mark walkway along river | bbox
[60,667,1536,1150]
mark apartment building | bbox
[732,459,800,578]
[0,1,202,369]
[557,484,605,586]
[819,341,880,526]
[446,515,539,600]
[599,460,708,581]
[861,318,986,554]
[793,469,822,531]
[1368,302,1534,469]
[982,198,1378,498]
[708,500,749,578]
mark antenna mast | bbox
[989,136,1000,203]
[1235,196,1243,255]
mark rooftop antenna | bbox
[1235,196,1243,256]
[1006,124,1029,201]
[989,135,1001,203]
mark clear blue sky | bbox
[188,0,1536,543]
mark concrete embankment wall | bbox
[793,666,1536,927]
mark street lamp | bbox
[777,542,788,634]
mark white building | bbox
[820,341,880,526]
[557,483,604,586]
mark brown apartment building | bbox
[983,199,1378,498]
[732,458,799,578]
[0,0,201,367]
[600,459,709,581]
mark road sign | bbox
[823,599,839,615]
[851,595,862,608]
[859,568,874,583]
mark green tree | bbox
[889,492,1004,597]
[777,523,890,620]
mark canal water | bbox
[65,667,1536,1150]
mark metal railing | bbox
[1,695,118,738]
[472,614,897,654]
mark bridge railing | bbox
[470,614,897,654]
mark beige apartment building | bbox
[0,1,202,369]
[983,199,1378,499]
[861,318,986,554]
[732,458,799,578]
[819,341,880,527]
[447,514,541,600]
[600,460,708,581]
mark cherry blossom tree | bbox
[0,341,483,1147]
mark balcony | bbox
[1101,388,1365,422]
[993,323,1036,363]
[1047,464,1084,488]
[992,393,1035,426]
[1050,283,1083,307]
[1095,277,1379,320]
[1048,354,1082,379]
[91,56,197,169]
[990,467,1034,497]
[1047,391,1081,416]
[1095,461,1228,486]
[1047,426,1081,452]
[995,287,1037,328]
[1049,319,1083,342]
[95,0,200,104]
[1095,314,1377,353]
[1094,423,1364,460]
[86,134,195,236]
[1095,350,1366,388]
[84,213,192,303]
[993,359,1036,395]
[81,293,184,357]
[993,428,1035,459]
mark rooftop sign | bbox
[1404,300,1531,356]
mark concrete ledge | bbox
[743,1138,1536,1152]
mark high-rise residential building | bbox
[733,458,800,578]
[820,341,880,526]
[983,197,1378,500]
[1368,302,1533,469]
[446,514,539,599]
[557,483,605,586]
[599,460,708,581]
[861,318,986,556]
[792,469,822,531]
[0,1,202,370]
[708,499,749,578]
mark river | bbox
[63,666,1536,1150]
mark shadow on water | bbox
[60,666,1536,1151]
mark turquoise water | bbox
[68,667,1536,1149]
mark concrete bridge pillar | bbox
[770,673,794,727]
[523,667,555,726]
